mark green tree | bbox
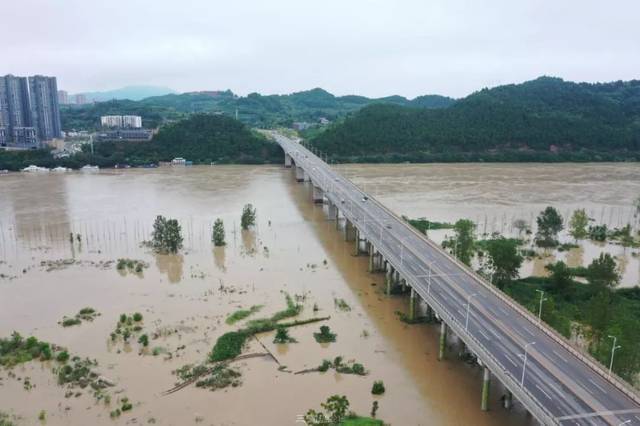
[586,253,620,289]
[321,395,350,424]
[535,206,563,247]
[212,218,225,246]
[151,215,183,253]
[484,237,523,289]
[569,209,589,241]
[240,204,256,230]
[445,219,476,265]
[585,289,612,342]
[545,261,574,297]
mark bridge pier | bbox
[345,219,356,242]
[328,201,337,220]
[438,322,448,361]
[284,153,292,168]
[353,229,361,256]
[368,243,375,272]
[481,367,491,411]
[295,166,304,182]
[385,266,395,295]
[503,390,513,410]
[335,207,340,229]
[312,185,324,203]
[303,169,310,182]
[409,287,417,321]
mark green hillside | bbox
[60,88,455,130]
[0,114,280,170]
[310,77,640,162]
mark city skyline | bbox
[1,0,639,99]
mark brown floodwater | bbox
[340,163,640,287]
[0,163,636,425]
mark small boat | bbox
[21,165,49,173]
[52,166,69,172]
[0,169,9,175]
[171,157,186,165]
[81,165,99,171]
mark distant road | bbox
[272,132,640,426]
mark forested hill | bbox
[0,114,281,170]
[310,77,640,162]
[61,88,455,130]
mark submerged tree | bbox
[484,236,523,289]
[151,215,183,253]
[545,261,574,297]
[212,218,226,246]
[586,253,620,289]
[444,219,476,266]
[569,209,589,241]
[240,204,257,230]
[535,206,563,247]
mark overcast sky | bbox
[2,0,639,98]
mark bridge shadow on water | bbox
[282,169,534,426]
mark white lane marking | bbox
[587,378,607,394]
[552,349,569,363]
[504,354,518,367]
[456,309,464,317]
[498,307,510,316]
[487,326,502,340]
[535,384,552,400]
[523,326,535,337]
[478,330,490,341]
[556,409,640,421]
[546,382,564,396]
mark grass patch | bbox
[334,298,351,312]
[317,356,366,375]
[225,305,263,325]
[210,331,250,362]
[60,307,100,327]
[342,416,384,426]
[116,258,147,273]
[195,364,242,391]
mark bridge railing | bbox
[279,138,640,409]
[319,178,558,425]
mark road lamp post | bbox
[608,335,622,377]
[520,342,536,388]
[535,289,547,324]
[464,293,478,331]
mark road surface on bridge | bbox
[272,132,640,426]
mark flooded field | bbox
[0,163,637,425]
[342,163,640,287]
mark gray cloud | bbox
[2,0,639,98]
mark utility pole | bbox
[464,293,478,331]
[608,335,622,377]
[520,342,536,388]
[535,289,547,324]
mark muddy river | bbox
[0,163,638,425]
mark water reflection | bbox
[213,246,226,272]
[241,229,257,256]
[154,252,184,283]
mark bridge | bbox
[270,132,640,426]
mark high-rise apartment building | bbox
[58,90,69,105]
[29,75,62,141]
[0,74,62,149]
[74,94,87,105]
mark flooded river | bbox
[0,163,638,425]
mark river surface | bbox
[0,163,637,426]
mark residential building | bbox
[74,94,87,105]
[100,115,142,128]
[95,128,152,142]
[29,75,62,141]
[0,75,38,148]
[58,90,69,105]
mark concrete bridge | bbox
[273,132,640,426]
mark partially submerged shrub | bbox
[371,380,386,395]
[314,325,336,343]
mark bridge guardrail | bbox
[326,183,558,425]
[279,138,640,409]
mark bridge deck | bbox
[273,133,640,426]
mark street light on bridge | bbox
[608,335,622,378]
[520,341,536,388]
[464,293,478,332]
[535,289,547,324]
